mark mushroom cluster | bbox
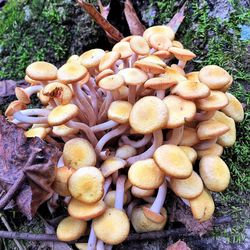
[6,25,244,248]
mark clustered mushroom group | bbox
[5,25,244,249]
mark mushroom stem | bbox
[13,109,50,124]
[96,240,105,250]
[95,125,129,156]
[98,92,113,123]
[136,84,145,98]
[194,111,216,121]
[87,223,97,250]
[181,198,190,207]
[86,78,99,114]
[103,177,112,196]
[143,196,155,204]
[164,126,184,145]
[100,149,112,161]
[91,120,118,132]
[66,120,98,146]
[129,54,138,67]
[193,138,217,150]
[156,90,165,99]
[121,134,152,148]
[115,175,126,210]
[72,98,89,123]
[127,200,140,218]
[73,83,97,126]
[150,180,167,214]
[21,85,43,96]
[178,60,187,69]
[128,85,137,104]
[57,155,64,167]
[127,130,163,165]
[105,245,113,250]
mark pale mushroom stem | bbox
[121,134,152,148]
[112,171,118,185]
[103,177,112,196]
[143,196,155,204]
[73,83,97,126]
[127,129,163,165]
[193,138,217,150]
[87,222,97,250]
[127,199,140,218]
[13,109,50,124]
[100,149,112,161]
[164,125,184,145]
[22,85,43,96]
[91,120,118,132]
[115,175,126,210]
[105,245,113,250]
[98,92,113,123]
[57,155,64,167]
[128,85,137,104]
[136,84,145,98]
[181,198,190,207]
[86,78,99,114]
[96,240,105,250]
[129,54,138,67]
[123,58,129,68]
[150,180,167,214]
[95,125,129,156]
[72,98,89,123]
[194,111,216,121]
[66,120,98,146]
[178,60,187,69]
[156,90,165,99]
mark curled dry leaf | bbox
[0,115,59,219]
[173,199,213,236]
[166,240,191,250]
[167,3,186,33]
[124,0,146,35]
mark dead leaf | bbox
[98,0,110,19]
[0,115,60,219]
[77,0,123,41]
[166,240,191,250]
[124,0,146,35]
[174,199,213,236]
[167,3,186,33]
[0,80,27,98]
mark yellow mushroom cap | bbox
[100,157,126,177]
[75,243,88,250]
[154,145,193,179]
[104,191,128,208]
[26,61,57,81]
[80,48,105,68]
[108,101,132,124]
[197,143,224,159]
[163,95,196,128]
[179,146,197,164]
[131,205,167,233]
[131,186,155,198]
[179,127,200,147]
[52,124,78,137]
[98,74,124,90]
[149,33,172,51]
[170,64,185,76]
[197,120,230,140]
[129,96,168,134]
[56,216,87,242]
[37,90,50,105]
[163,66,187,83]
[115,145,137,159]
[24,127,47,139]
[189,188,215,222]
[153,50,172,59]
[196,90,229,111]
[48,104,79,126]
[185,71,200,82]
[57,63,88,83]
[112,41,133,59]
[43,82,73,105]
[63,138,96,169]
[211,111,236,147]
[144,76,177,90]
[24,75,41,85]
[67,54,80,63]
[99,51,120,71]
[128,159,164,190]
[198,65,231,90]
[5,100,26,116]
[134,60,165,74]
[68,166,104,204]
[143,25,175,41]
[219,75,233,92]
[118,68,148,85]
[172,40,184,49]
[93,208,130,245]
[129,35,150,55]
[170,171,203,199]
[52,166,75,196]
[95,68,114,83]
[221,92,244,122]
[199,156,230,192]
[168,47,196,61]
[171,80,210,100]
[137,55,166,67]
[68,198,106,220]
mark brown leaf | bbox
[174,199,213,236]
[77,0,123,41]
[124,0,146,35]
[0,115,60,219]
[0,80,27,98]
[166,240,191,250]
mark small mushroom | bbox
[5,100,26,117]
[24,127,48,139]
[104,190,128,208]
[143,25,175,42]
[56,216,87,242]
[199,156,230,192]
[68,166,104,203]
[100,157,126,178]
[131,186,155,198]
[15,85,43,104]
[99,51,120,72]
[115,145,137,159]
[196,143,223,159]
[108,101,132,124]
[154,145,193,179]
[179,127,200,147]
[148,33,172,51]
